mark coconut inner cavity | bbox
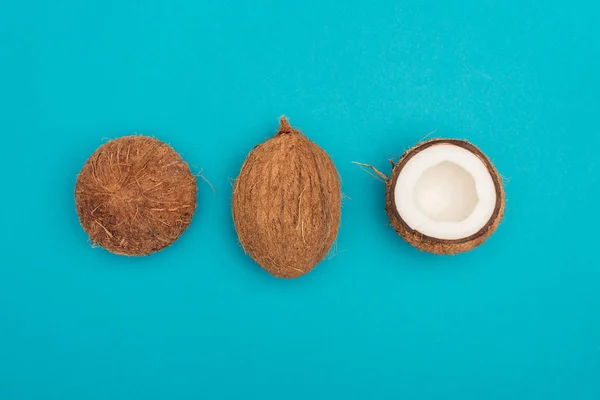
[394,143,497,240]
[413,161,478,222]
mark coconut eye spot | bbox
[413,161,478,222]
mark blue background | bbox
[1,1,599,399]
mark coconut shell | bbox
[74,135,197,256]
[386,138,504,255]
[232,117,341,278]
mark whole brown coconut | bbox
[232,117,341,278]
[74,135,197,256]
[384,138,504,255]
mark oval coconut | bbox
[386,138,504,254]
[74,135,197,256]
[232,117,341,278]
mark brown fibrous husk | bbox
[386,138,504,255]
[74,135,197,256]
[232,117,341,278]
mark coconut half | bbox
[386,139,504,254]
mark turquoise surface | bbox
[1,1,599,399]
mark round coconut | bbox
[74,135,197,256]
[386,138,504,254]
[232,117,341,278]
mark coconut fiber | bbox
[75,135,197,256]
[386,138,504,254]
[232,117,341,278]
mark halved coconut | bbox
[386,138,504,254]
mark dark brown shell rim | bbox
[387,138,503,245]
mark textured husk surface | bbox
[74,135,197,256]
[232,117,341,278]
[386,138,504,255]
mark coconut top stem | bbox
[276,116,299,135]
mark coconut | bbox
[384,138,504,254]
[74,135,197,256]
[232,117,341,278]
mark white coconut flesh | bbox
[394,143,497,240]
